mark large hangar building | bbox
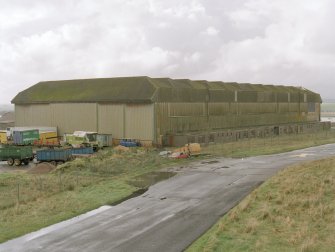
[12,76,327,146]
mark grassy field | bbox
[203,129,335,158]
[1,129,335,243]
[321,103,335,112]
[187,157,335,252]
[0,149,188,243]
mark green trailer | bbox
[13,129,39,145]
[0,146,34,166]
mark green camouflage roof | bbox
[12,76,322,104]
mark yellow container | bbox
[0,131,7,144]
[187,143,201,154]
[38,131,58,145]
[173,143,201,155]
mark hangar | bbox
[12,76,326,146]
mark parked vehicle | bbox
[7,127,57,137]
[64,131,103,151]
[34,131,59,146]
[36,148,72,165]
[0,130,7,144]
[96,134,113,147]
[120,139,141,147]
[71,147,94,155]
[13,129,39,145]
[0,146,34,166]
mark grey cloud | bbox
[1,0,335,103]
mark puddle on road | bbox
[110,188,148,206]
[110,172,176,206]
[109,172,176,206]
[128,171,176,189]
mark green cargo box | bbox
[13,129,39,145]
[0,146,34,166]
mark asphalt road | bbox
[1,143,335,252]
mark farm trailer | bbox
[36,148,73,165]
[0,146,34,166]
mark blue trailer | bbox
[36,148,72,165]
[120,139,141,147]
[71,147,94,155]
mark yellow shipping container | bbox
[173,143,201,155]
[0,131,7,144]
[38,131,58,145]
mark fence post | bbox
[17,182,20,205]
[59,173,62,192]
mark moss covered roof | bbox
[12,76,322,104]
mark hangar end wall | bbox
[15,103,154,141]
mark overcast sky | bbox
[1,0,335,104]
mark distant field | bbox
[321,103,335,112]
[0,104,14,112]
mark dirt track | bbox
[0,161,34,173]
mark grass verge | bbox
[1,129,335,243]
[203,129,335,158]
[187,157,335,252]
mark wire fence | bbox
[0,173,103,210]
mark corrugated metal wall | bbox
[51,103,97,133]
[15,104,51,126]
[124,104,154,140]
[155,101,321,139]
[97,103,154,140]
[15,103,154,141]
[98,104,124,138]
[15,103,97,134]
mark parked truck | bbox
[64,131,103,151]
[0,146,34,166]
[0,130,7,144]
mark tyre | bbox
[7,158,14,166]
[23,159,29,165]
[14,159,22,166]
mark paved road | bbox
[2,144,335,252]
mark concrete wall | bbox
[165,121,331,147]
